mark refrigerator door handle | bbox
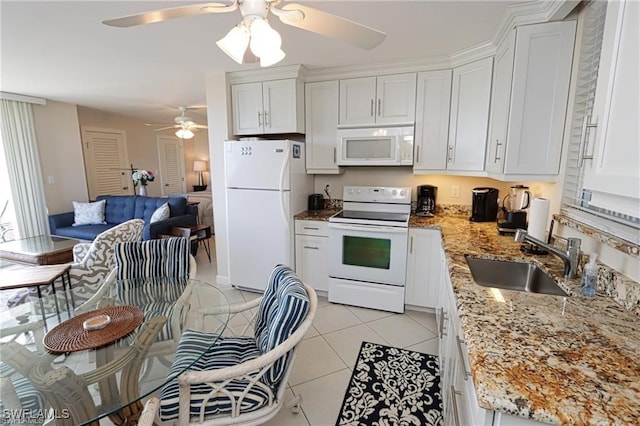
[279,143,291,230]
[279,143,290,192]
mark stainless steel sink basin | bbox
[464,255,568,296]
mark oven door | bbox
[328,222,408,286]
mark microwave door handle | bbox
[329,223,407,234]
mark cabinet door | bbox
[295,234,329,292]
[376,73,417,125]
[231,82,264,135]
[448,57,493,171]
[504,20,576,175]
[339,77,377,126]
[414,70,452,172]
[305,81,341,174]
[486,31,515,174]
[583,0,639,214]
[262,79,302,134]
[405,228,441,308]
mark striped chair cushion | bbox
[0,364,45,413]
[159,331,270,421]
[254,265,309,386]
[113,237,190,280]
[116,277,188,341]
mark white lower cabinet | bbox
[438,244,545,426]
[294,220,328,292]
[405,228,441,308]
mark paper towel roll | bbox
[528,198,550,241]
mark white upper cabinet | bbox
[231,78,304,135]
[485,31,516,174]
[447,57,494,172]
[583,0,639,215]
[413,70,453,172]
[339,73,417,126]
[305,81,342,174]
[487,20,577,179]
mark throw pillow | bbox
[150,202,170,223]
[72,200,106,226]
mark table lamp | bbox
[193,161,207,186]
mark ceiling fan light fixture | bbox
[216,25,250,64]
[259,47,285,67]
[176,128,195,139]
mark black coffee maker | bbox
[470,187,499,222]
[416,185,437,217]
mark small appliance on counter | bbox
[415,185,437,217]
[497,185,531,234]
[470,187,499,222]
[308,193,324,211]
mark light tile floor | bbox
[101,238,440,425]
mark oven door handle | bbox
[328,222,408,234]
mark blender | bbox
[497,185,531,234]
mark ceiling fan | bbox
[146,106,207,139]
[103,0,386,67]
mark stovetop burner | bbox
[332,210,409,223]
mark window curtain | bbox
[0,99,49,238]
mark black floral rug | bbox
[336,341,443,426]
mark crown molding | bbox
[304,56,451,82]
[449,42,496,68]
[228,64,308,84]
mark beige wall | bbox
[32,100,89,214]
[313,169,555,206]
[205,72,233,284]
[77,106,210,196]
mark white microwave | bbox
[336,126,414,166]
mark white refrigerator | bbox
[225,140,312,291]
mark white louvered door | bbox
[81,127,130,200]
[157,135,186,196]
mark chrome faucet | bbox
[514,229,581,279]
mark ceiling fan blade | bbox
[154,125,179,132]
[103,2,237,28]
[278,3,386,50]
[190,124,209,129]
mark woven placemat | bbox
[43,305,144,353]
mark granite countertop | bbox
[294,209,339,221]
[294,210,639,423]
[410,215,640,424]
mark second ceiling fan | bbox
[103,0,386,67]
[146,107,207,140]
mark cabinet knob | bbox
[377,98,382,116]
[257,111,262,126]
[370,99,374,117]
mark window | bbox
[561,0,639,243]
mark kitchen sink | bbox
[464,255,568,297]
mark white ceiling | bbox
[1,1,520,123]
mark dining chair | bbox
[112,237,197,372]
[158,265,318,425]
[138,397,160,426]
[6,219,145,310]
[0,320,48,415]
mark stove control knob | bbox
[392,189,397,196]
[400,190,406,197]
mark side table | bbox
[0,264,73,328]
[169,224,212,263]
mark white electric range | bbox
[328,186,411,313]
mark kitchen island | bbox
[410,214,639,425]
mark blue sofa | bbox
[48,195,197,241]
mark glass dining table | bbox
[0,277,230,425]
